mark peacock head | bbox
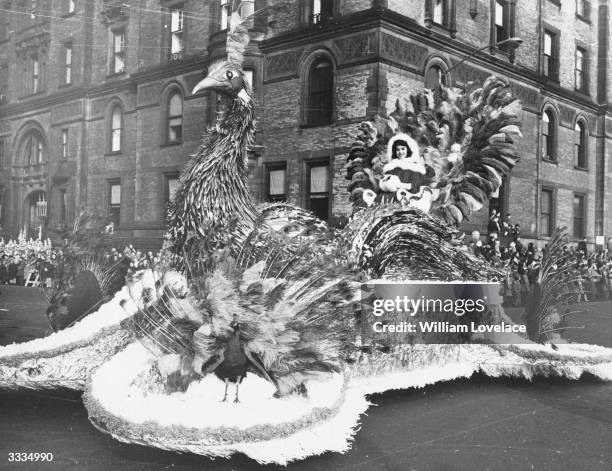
[192,60,251,102]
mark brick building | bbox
[0,0,610,248]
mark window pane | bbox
[171,33,183,54]
[269,168,285,196]
[114,31,124,53]
[168,177,179,201]
[544,33,552,55]
[495,1,504,26]
[111,107,121,129]
[433,0,445,24]
[171,9,183,32]
[310,165,328,193]
[425,66,444,89]
[169,93,182,116]
[168,118,182,142]
[313,0,321,15]
[244,69,254,90]
[110,184,121,205]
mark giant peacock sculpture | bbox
[4,1,612,464]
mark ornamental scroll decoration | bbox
[266,50,301,80]
[380,33,427,69]
[99,0,129,25]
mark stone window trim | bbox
[573,116,589,171]
[541,24,561,82]
[105,99,124,155]
[19,128,47,166]
[107,178,122,228]
[575,0,592,23]
[538,186,556,238]
[299,49,336,128]
[489,0,516,60]
[62,0,76,18]
[540,105,558,163]
[60,41,73,87]
[423,55,451,88]
[303,155,331,221]
[572,192,587,240]
[108,26,127,77]
[60,128,69,160]
[424,0,457,38]
[162,170,181,218]
[161,1,186,63]
[264,161,288,203]
[574,43,589,94]
[160,83,185,146]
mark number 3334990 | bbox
[8,452,53,462]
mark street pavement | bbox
[0,286,611,470]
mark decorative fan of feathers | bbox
[523,228,582,343]
[346,76,522,225]
[125,226,362,396]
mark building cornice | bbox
[261,7,602,113]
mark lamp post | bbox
[445,37,523,76]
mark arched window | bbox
[22,131,45,165]
[110,105,122,153]
[542,110,556,161]
[424,64,447,89]
[167,91,183,143]
[574,121,587,169]
[306,58,334,126]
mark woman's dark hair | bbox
[392,139,412,158]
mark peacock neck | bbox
[204,94,258,245]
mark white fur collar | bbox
[383,159,426,174]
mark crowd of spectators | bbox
[0,238,57,286]
[0,238,170,288]
[462,210,612,307]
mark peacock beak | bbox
[192,76,221,95]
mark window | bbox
[110,105,122,152]
[61,129,68,159]
[576,0,591,19]
[424,65,446,89]
[266,164,286,202]
[542,110,557,161]
[164,173,180,205]
[169,7,184,61]
[244,69,254,92]
[494,1,506,43]
[573,194,585,239]
[23,132,44,165]
[491,0,515,53]
[306,58,334,126]
[433,0,448,25]
[64,44,72,85]
[307,161,329,220]
[68,0,75,13]
[574,121,587,169]
[540,189,554,236]
[489,176,507,218]
[111,29,125,74]
[165,91,183,144]
[31,54,40,94]
[310,0,334,25]
[575,47,586,92]
[59,187,67,224]
[543,30,559,80]
[109,181,121,226]
[220,0,231,30]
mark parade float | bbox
[2,2,612,465]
